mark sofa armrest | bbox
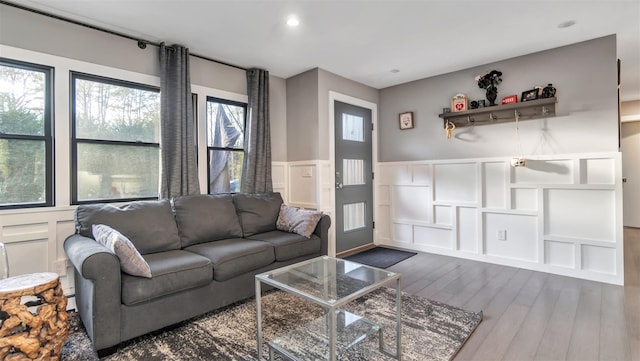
[313,214,331,256]
[64,234,122,350]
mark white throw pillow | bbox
[92,224,152,278]
[276,204,323,238]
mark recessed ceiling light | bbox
[286,15,300,27]
[557,20,576,29]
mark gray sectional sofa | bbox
[64,192,330,356]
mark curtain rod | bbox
[0,0,247,71]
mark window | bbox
[71,73,160,203]
[206,97,246,194]
[0,59,53,209]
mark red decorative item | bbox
[502,95,518,104]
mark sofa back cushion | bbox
[75,199,181,254]
[233,192,283,237]
[172,194,243,247]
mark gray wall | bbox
[286,69,320,161]
[0,2,288,160]
[378,36,619,161]
[286,67,379,161]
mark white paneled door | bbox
[334,101,373,254]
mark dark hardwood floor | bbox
[387,227,640,361]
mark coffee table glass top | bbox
[256,256,399,307]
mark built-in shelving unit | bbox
[438,97,557,128]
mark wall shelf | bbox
[438,97,557,128]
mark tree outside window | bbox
[72,73,160,203]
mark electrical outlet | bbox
[497,229,507,241]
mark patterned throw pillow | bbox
[276,204,323,238]
[92,224,152,278]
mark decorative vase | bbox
[542,83,556,98]
[486,86,498,106]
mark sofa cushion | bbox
[233,193,283,237]
[276,204,323,238]
[185,239,275,282]
[172,194,243,247]
[121,250,212,306]
[75,199,181,255]
[92,224,152,278]
[248,231,321,262]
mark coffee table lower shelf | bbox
[267,310,380,361]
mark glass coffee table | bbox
[255,256,401,361]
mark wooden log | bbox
[0,273,69,360]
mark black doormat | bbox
[344,247,417,269]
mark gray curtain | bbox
[159,43,200,198]
[241,68,272,193]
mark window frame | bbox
[0,58,54,210]
[206,96,247,194]
[70,71,160,205]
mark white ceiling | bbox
[8,0,640,101]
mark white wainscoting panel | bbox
[580,158,615,185]
[272,162,287,203]
[434,163,477,204]
[582,244,617,274]
[0,208,76,293]
[545,189,615,242]
[513,159,573,184]
[434,205,452,226]
[376,152,623,285]
[414,226,452,249]
[484,212,538,262]
[512,188,538,211]
[392,186,430,222]
[458,207,478,253]
[545,240,575,268]
[287,162,319,209]
[483,162,506,209]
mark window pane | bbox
[0,139,46,205]
[0,64,46,136]
[77,143,159,201]
[206,101,244,149]
[74,77,160,143]
[343,202,366,232]
[208,149,243,194]
[342,113,364,142]
[343,159,365,186]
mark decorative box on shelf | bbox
[451,94,468,112]
[502,95,518,104]
[438,97,557,128]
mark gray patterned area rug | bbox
[61,288,482,361]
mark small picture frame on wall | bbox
[399,112,414,130]
[521,89,539,102]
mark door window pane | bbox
[343,159,365,186]
[76,143,159,201]
[342,114,364,142]
[344,202,366,232]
